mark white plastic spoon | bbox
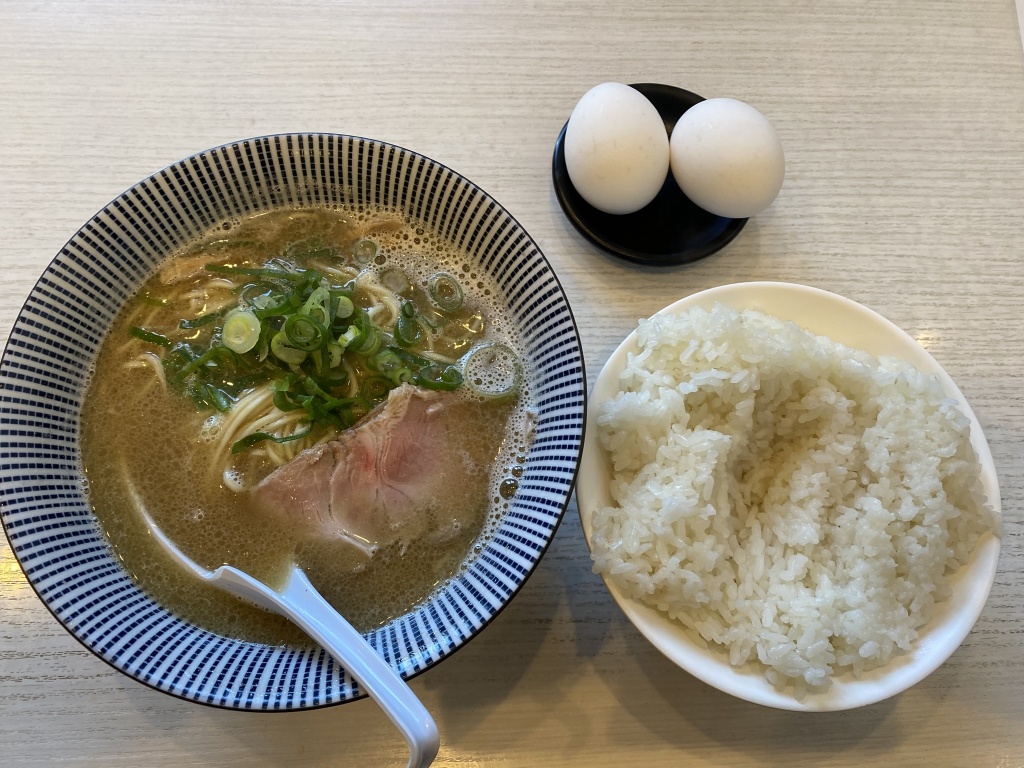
[138,505,439,767]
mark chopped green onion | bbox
[283,313,326,351]
[205,384,234,412]
[271,331,307,365]
[337,309,379,354]
[416,363,463,391]
[251,290,303,319]
[175,345,237,380]
[462,342,520,398]
[333,294,355,320]
[179,308,227,330]
[316,396,372,429]
[356,324,381,355]
[352,238,378,264]
[301,285,333,328]
[151,256,471,449]
[379,346,462,391]
[390,367,413,385]
[326,342,343,369]
[337,325,361,349]
[222,309,261,354]
[230,424,314,454]
[273,388,301,412]
[373,348,403,375]
[427,272,464,312]
[360,376,393,403]
[394,304,422,347]
[130,326,172,347]
[241,284,272,305]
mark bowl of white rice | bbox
[577,281,1000,711]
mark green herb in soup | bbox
[80,207,532,644]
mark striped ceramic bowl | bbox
[0,134,585,710]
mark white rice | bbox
[591,303,996,694]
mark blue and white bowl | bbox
[0,134,586,710]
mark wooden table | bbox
[2,1,1023,765]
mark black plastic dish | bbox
[552,82,747,266]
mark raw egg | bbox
[669,98,784,219]
[564,82,670,215]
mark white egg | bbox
[564,82,670,215]
[669,98,785,219]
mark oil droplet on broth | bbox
[499,478,518,500]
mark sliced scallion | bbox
[462,342,521,399]
[326,342,343,369]
[221,309,262,354]
[352,238,379,264]
[390,367,414,385]
[180,308,227,330]
[283,313,326,352]
[333,294,355,320]
[301,286,333,328]
[151,255,471,454]
[206,384,234,412]
[360,376,393,403]
[271,330,307,365]
[427,272,464,312]
[251,290,302,319]
[356,325,381,355]
[373,348,403,376]
[230,424,314,454]
[416,363,463,391]
[130,326,172,347]
[394,302,423,347]
[337,324,361,349]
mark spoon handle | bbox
[279,567,440,768]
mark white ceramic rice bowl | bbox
[576,281,1000,711]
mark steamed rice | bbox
[591,303,995,693]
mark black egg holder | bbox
[552,82,747,267]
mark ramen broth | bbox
[80,207,530,644]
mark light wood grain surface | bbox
[2,1,1023,766]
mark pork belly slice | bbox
[252,384,473,558]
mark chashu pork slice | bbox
[252,384,457,558]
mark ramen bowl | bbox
[0,134,586,710]
[577,281,1000,711]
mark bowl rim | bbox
[0,132,588,710]
[576,280,1001,711]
